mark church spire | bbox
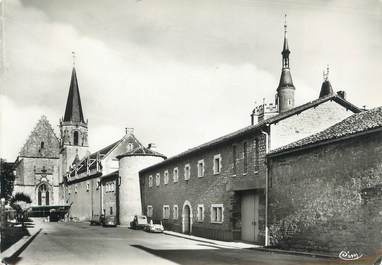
[276,14,295,113]
[282,14,290,69]
[63,65,85,123]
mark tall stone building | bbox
[14,116,61,206]
[59,67,89,174]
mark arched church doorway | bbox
[38,184,49,206]
[182,201,192,234]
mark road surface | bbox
[4,220,377,265]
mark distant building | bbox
[14,65,166,223]
[64,131,165,224]
[267,107,382,255]
[139,22,361,244]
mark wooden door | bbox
[241,191,259,242]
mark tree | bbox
[0,158,15,201]
[9,192,32,224]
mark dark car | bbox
[130,215,148,230]
[103,215,117,227]
[90,214,105,225]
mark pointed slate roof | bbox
[319,80,334,98]
[278,20,295,91]
[63,67,85,123]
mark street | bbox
[3,221,376,265]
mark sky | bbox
[0,0,381,161]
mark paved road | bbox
[4,220,377,265]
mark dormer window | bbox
[127,143,134,152]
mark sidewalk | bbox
[163,230,261,249]
[1,218,42,263]
[163,230,336,259]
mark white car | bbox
[144,220,164,233]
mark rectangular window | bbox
[197,204,204,222]
[173,205,178,219]
[184,164,191,180]
[96,180,100,190]
[210,204,224,223]
[148,175,153,187]
[156,173,160,186]
[164,170,169,185]
[173,168,179,183]
[232,145,237,175]
[86,182,90,192]
[110,207,113,215]
[197,160,205,178]
[243,142,248,174]
[254,138,259,172]
[163,205,170,219]
[147,205,153,217]
[213,154,222,174]
[75,184,78,194]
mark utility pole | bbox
[0,0,6,76]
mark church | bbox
[14,65,166,224]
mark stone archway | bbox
[182,200,193,234]
[36,183,51,206]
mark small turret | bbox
[319,65,334,98]
[276,15,295,113]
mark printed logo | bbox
[339,250,363,261]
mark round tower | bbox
[117,143,166,225]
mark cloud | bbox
[1,0,316,160]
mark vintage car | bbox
[90,214,105,225]
[144,220,164,233]
[103,215,117,227]
[130,215,149,230]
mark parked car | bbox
[130,215,148,230]
[103,215,117,227]
[90,214,105,225]
[144,220,164,233]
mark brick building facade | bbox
[267,107,382,255]
[139,23,361,244]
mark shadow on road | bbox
[1,223,32,252]
[130,244,377,265]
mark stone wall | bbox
[268,130,382,255]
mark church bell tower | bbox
[60,61,89,174]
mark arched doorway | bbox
[182,201,193,234]
[38,184,49,206]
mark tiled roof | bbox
[116,141,166,159]
[140,94,360,174]
[269,106,382,156]
[71,138,123,176]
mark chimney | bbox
[147,143,156,150]
[337,91,346,100]
[125,127,134,135]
